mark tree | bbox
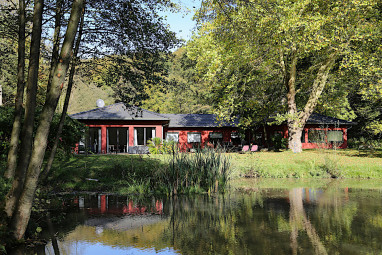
[142,48,213,114]
[189,0,381,152]
[3,0,179,241]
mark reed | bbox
[165,148,231,194]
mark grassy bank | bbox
[46,149,230,195]
[1,149,381,195]
[229,149,382,179]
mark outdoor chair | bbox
[242,145,250,153]
[251,145,258,152]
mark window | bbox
[308,130,326,143]
[134,127,156,146]
[231,132,239,139]
[166,132,179,142]
[301,129,305,143]
[209,132,223,145]
[209,132,223,139]
[187,132,201,143]
[328,130,343,142]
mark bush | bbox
[271,134,288,151]
[0,106,86,160]
[148,137,162,154]
[147,138,179,154]
[348,137,382,150]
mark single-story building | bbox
[70,103,354,153]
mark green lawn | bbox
[228,149,382,179]
[1,149,381,194]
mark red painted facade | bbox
[264,124,349,149]
[164,127,238,151]
[80,120,166,153]
[75,119,350,153]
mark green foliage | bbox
[0,106,15,159]
[148,137,163,154]
[348,137,382,150]
[189,0,381,140]
[322,155,342,178]
[162,140,178,154]
[271,134,288,151]
[142,48,213,114]
[0,106,86,160]
[147,138,179,154]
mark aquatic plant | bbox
[165,148,231,194]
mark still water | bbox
[11,181,382,254]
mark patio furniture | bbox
[251,145,259,152]
[242,145,250,153]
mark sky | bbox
[159,0,202,46]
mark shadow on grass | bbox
[48,154,168,193]
[337,149,382,158]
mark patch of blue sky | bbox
[158,0,201,48]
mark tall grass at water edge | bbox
[165,148,231,194]
[48,148,231,195]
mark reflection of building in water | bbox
[79,196,84,209]
[70,194,163,215]
[98,195,108,213]
[302,188,323,203]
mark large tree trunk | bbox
[5,0,26,180]
[42,10,85,181]
[281,48,337,153]
[46,0,63,95]
[9,0,85,240]
[5,0,43,218]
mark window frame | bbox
[166,132,179,142]
[187,132,202,143]
[327,130,344,142]
[134,127,156,146]
[308,129,326,143]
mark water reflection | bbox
[13,185,382,255]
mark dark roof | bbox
[70,103,169,121]
[161,114,238,128]
[70,103,353,127]
[306,113,355,125]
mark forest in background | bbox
[2,43,381,141]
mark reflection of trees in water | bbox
[289,188,327,255]
[163,192,294,254]
[33,189,382,254]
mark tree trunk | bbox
[283,49,337,153]
[46,0,63,95]
[288,126,303,153]
[9,0,85,240]
[5,0,43,218]
[42,9,85,181]
[5,0,26,180]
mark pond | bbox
[9,180,382,254]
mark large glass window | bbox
[301,129,305,143]
[135,127,156,146]
[308,130,326,143]
[187,132,201,143]
[328,130,343,142]
[166,132,179,142]
[209,132,223,145]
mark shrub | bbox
[271,134,288,151]
[148,137,163,154]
